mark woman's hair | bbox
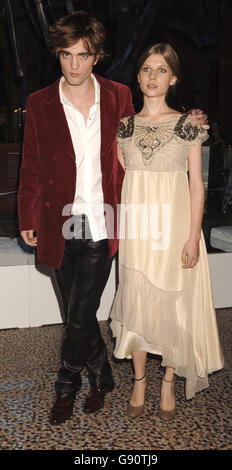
[49,10,106,60]
[137,42,180,83]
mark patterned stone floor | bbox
[0,309,231,451]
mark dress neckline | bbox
[134,113,184,126]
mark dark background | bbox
[0,0,232,249]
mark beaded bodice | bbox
[117,113,208,172]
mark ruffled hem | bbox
[112,265,183,347]
[110,264,222,399]
[110,318,209,400]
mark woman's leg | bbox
[130,351,147,406]
[160,366,176,411]
[130,354,175,410]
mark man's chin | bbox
[65,78,81,86]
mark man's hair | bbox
[49,10,106,60]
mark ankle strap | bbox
[162,376,175,383]
[132,372,146,382]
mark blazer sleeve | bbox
[121,85,135,119]
[17,95,41,231]
[115,85,134,186]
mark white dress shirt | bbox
[59,75,107,240]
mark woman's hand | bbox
[181,238,200,269]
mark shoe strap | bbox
[132,372,146,382]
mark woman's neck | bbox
[138,96,174,120]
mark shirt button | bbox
[45,202,50,208]
[48,179,53,184]
[53,155,58,161]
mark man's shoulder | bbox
[94,73,130,93]
[27,79,60,104]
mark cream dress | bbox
[110,113,224,399]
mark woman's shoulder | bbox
[174,113,207,142]
[117,115,135,139]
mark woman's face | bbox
[138,53,177,99]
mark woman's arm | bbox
[182,143,205,268]
[117,145,125,170]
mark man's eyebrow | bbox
[78,52,93,55]
[58,50,69,55]
[59,50,93,55]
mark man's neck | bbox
[62,75,95,103]
[62,75,96,123]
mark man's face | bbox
[58,38,98,87]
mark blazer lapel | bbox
[40,75,118,168]
[40,79,75,162]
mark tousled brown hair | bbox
[49,10,106,60]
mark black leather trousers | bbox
[54,216,113,398]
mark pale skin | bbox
[21,39,99,247]
[118,53,205,412]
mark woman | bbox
[110,43,224,421]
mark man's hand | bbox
[21,230,37,247]
[188,109,210,130]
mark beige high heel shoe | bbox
[159,376,176,421]
[127,372,147,419]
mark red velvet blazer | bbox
[17,74,135,269]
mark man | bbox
[18,11,134,426]
[18,11,208,425]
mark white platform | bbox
[0,253,231,329]
[0,259,116,329]
[207,252,232,308]
[210,226,232,252]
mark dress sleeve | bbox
[174,113,209,148]
[117,116,134,148]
